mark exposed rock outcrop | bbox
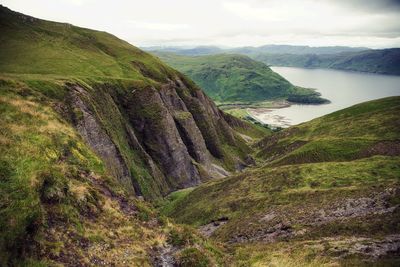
[228,188,399,244]
[68,85,136,194]
[126,85,201,189]
[63,77,250,200]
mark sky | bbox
[2,0,400,48]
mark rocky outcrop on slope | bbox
[64,76,250,200]
[68,85,137,193]
[228,188,400,244]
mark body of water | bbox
[250,67,400,127]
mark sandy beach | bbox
[247,108,292,128]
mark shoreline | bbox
[247,107,293,128]
[218,99,291,110]
[222,99,331,128]
[221,100,295,128]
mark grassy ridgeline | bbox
[0,6,179,82]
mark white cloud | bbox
[61,0,92,6]
[127,20,190,31]
[1,0,399,48]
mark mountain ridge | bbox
[144,44,369,56]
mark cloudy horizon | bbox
[2,0,400,49]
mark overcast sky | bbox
[2,0,400,48]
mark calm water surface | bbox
[252,67,400,127]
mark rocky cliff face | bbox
[63,76,250,200]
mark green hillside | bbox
[154,52,329,104]
[0,6,179,81]
[161,97,400,266]
[256,96,400,165]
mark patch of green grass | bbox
[161,156,400,228]
[14,258,50,267]
[0,88,109,264]
[292,96,400,140]
[158,188,194,215]
[233,241,334,267]
[177,247,211,267]
[224,108,250,119]
[233,235,400,267]
[272,138,373,166]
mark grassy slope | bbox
[161,97,400,266]
[154,52,328,104]
[256,96,400,165]
[0,6,177,82]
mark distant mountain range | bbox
[232,44,370,55]
[143,45,224,56]
[145,45,400,75]
[144,44,369,56]
[254,49,400,75]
